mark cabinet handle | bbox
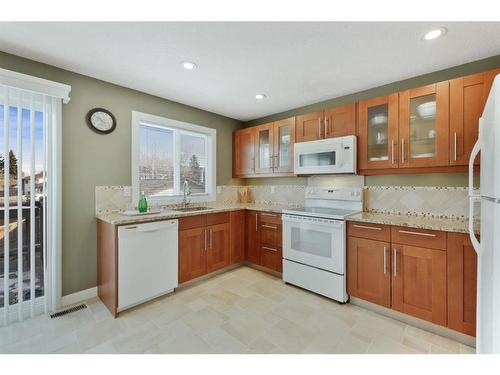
[209,228,212,249]
[398,229,436,237]
[324,116,328,137]
[262,224,277,230]
[270,155,274,170]
[318,118,322,138]
[262,246,278,252]
[353,224,382,231]
[393,248,397,277]
[204,229,208,251]
[274,155,279,169]
[252,157,255,171]
[261,212,277,217]
[383,246,387,275]
[255,213,258,232]
[454,131,458,161]
[391,140,395,165]
[401,138,405,164]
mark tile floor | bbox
[0,266,475,354]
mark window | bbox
[132,111,216,204]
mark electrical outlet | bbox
[217,186,222,194]
[270,186,275,194]
[123,186,131,197]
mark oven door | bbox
[283,214,346,274]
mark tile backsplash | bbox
[96,184,474,219]
[364,186,473,219]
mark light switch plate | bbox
[271,186,275,194]
[123,186,131,197]
[217,186,222,194]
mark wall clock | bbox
[86,108,117,134]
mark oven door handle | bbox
[283,216,344,228]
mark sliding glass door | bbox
[0,86,60,325]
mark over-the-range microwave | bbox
[294,135,357,175]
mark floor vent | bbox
[50,303,87,318]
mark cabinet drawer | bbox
[179,215,207,231]
[260,222,282,248]
[347,221,391,242]
[391,226,446,251]
[207,212,230,225]
[259,211,282,225]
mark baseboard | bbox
[349,296,476,347]
[61,287,98,307]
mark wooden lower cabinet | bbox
[391,244,447,326]
[259,218,282,272]
[447,233,477,336]
[348,236,391,308]
[179,227,207,283]
[206,223,230,273]
[229,210,246,264]
[246,210,261,264]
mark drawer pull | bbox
[383,246,387,275]
[261,213,277,217]
[262,246,278,252]
[353,224,382,231]
[398,229,436,238]
[262,224,277,230]
[393,248,397,277]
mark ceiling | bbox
[1,22,500,121]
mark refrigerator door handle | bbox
[468,139,481,255]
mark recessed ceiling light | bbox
[423,27,447,41]
[255,94,267,100]
[182,61,197,70]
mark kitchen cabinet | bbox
[358,94,399,170]
[398,82,450,168]
[447,232,477,336]
[179,212,230,283]
[233,118,295,177]
[449,68,500,166]
[258,212,283,272]
[391,243,447,326]
[325,103,357,138]
[255,123,275,174]
[347,221,448,327]
[295,104,357,143]
[273,117,295,173]
[229,210,246,264]
[233,127,256,176]
[347,236,391,308]
[246,210,261,264]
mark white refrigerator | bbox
[469,73,500,354]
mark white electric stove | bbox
[282,187,363,302]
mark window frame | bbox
[131,111,216,205]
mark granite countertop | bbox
[96,203,298,225]
[346,211,479,235]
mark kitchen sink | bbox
[172,206,214,212]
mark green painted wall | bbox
[244,54,500,126]
[243,54,500,188]
[0,51,243,296]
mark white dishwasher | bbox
[117,220,178,312]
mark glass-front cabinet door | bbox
[358,93,399,170]
[254,123,274,174]
[273,117,295,174]
[399,82,449,168]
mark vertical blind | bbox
[0,85,58,326]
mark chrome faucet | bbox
[182,180,191,208]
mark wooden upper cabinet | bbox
[398,82,450,168]
[325,103,357,138]
[348,236,391,308]
[391,244,447,326]
[273,117,295,174]
[447,233,477,336]
[358,93,399,170]
[254,123,275,174]
[449,68,500,166]
[233,127,255,176]
[296,111,324,142]
[206,222,230,273]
